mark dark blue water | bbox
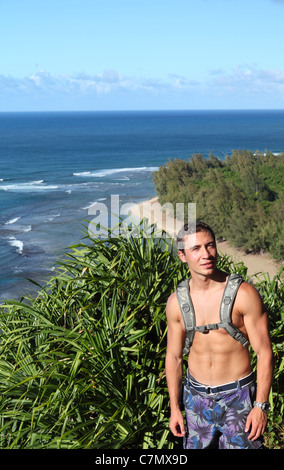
[1,110,284,300]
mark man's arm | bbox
[165,293,186,438]
[240,282,274,441]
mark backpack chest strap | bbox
[193,321,249,347]
[194,323,220,333]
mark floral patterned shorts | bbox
[183,370,264,449]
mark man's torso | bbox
[181,276,252,385]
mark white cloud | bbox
[1,65,284,110]
[168,74,201,89]
[0,70,121,97]
[0,69,201,100]
[208,65,284,98]
[0,69,192,90]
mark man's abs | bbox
[187,330,252,386]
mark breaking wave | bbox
[73,166,158,178]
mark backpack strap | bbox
[176,279,195,355]
[176,273,250,354]
[219,273,250,347]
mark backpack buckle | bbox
[182,304,190,313]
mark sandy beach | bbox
[130,197,283,280]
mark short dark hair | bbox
[176,220,216,252]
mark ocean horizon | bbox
[1,109,284,301]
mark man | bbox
[165,221,274,449]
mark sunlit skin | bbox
[165,230,274,443]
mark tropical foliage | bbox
[0,222,283,449]
[153,150,284,259]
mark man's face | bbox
[178,230,217,276]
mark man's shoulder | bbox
[236,279,263,313]
[166,290,178,307]
[166,290,182,320]
[238,279,260,297]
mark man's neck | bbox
[189,269,227,292]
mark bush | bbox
[0,222,283,448]
[153,150,284,259]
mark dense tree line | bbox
[153,150,284,259]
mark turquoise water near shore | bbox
[1,110,284,300]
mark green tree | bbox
[153,150,284,259]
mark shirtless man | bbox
[165,221,274,449]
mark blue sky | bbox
[0,0,284,111]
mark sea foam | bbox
[4,217,21,225]
[8,237,24,254]
[0,180,58,191]
[73,167,159,178]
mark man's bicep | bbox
[166,294,185,357]
[246,310,272,356]
[241,284,271,354]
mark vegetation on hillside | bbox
[153,150,284,259]
[0,222,283,449]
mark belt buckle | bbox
[206,385,221,394]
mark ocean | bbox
[1,109,284,301]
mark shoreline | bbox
[130,197,283,280]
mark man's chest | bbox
[189,288,244,329]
